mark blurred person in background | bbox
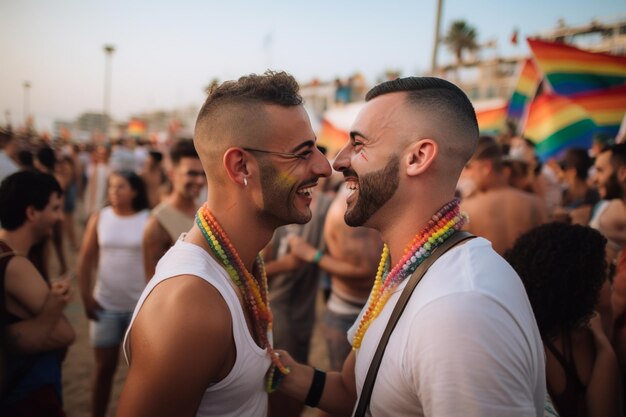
[461,136,547,255]
[84,145,111,219]
[506,223,619,417]
[288,186,383,377]
[140,150,167,209]
[142,139,205,281]
[77,171,149,417]
[552,148,600,225]
[0,170,75,416]
[0,129,19,185]
[57,155,79,250]
[35,146,68,275]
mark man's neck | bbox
[0,228,35,255]
[189,204,275,273]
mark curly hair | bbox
[504,222,607,340]
[197,70,302,121]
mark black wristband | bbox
[304,368,326,407]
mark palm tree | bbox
[444,20,479,65]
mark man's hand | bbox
[288,236,317,262]
[82,294,102,321]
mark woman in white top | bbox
[77,170,150,417]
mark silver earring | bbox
[243,177,248,187]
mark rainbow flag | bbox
[507,58,541,123]
[570,86,626,139]
[127,118,146,137]
[476,102,508,134]
[523,94,596,161]
[318,119,349,156]
[527,38,626,96]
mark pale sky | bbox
[1,0,625,132]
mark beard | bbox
[259,163,312,226]
[602,172,623,200]
[345,154,400,227]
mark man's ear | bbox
[223,147,251,186]
[25,205,38,222]
[618,165,626,184]
[406,139,438,176]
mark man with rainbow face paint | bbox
[116,71,331,417]
[276,77,546,417]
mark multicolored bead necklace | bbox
[195,203,289,392]
[352,198,467,349]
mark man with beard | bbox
[116,71,331,417]
[0,170,75,415]
[590,144,626,262]
[142,139,206,281]
[276,77,545,417]
[591,143,626,398]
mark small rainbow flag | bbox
[476,102,508,134]
[523,94,596,161]
[570,86,626,139]
[527,38,626,96]
[127,118,146,138]
[507,58,541,123]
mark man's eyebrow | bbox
[290,139,316,153]
[349,131,368,141]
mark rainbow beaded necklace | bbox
[195,203,289,392]
[352,198,467,349]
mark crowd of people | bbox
[0,71,625,417]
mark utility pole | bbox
[430,0,443,75]
[103,44,116,136]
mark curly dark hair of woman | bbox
[504,222,607,340]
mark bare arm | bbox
[142,216,172,282]
[264,253,304,278]
[288,235,377,281]
[277,349,357,416]
[116,275,233,417]
[4,258,75,354]
[77,212,101,320]
[586,313,620,417]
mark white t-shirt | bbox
[0,150,18,184]
[124,239,271,417]
[94,206,149,311]
[349,237,545,417]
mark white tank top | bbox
[124,238,271,417]
[94,206,149,311]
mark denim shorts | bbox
[323,309,359,371]
[89,309,133,348]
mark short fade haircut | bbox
[0,170,63,230]
[365,77,479,165]
[198,71,302,116]
[193,71,303,181]
[169,138,199,166]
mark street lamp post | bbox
[103,44,115,137]
[23,81,31,128]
